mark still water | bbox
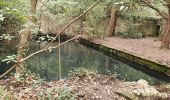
[24,41,165,84]
[0,41,167,84]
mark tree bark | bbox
[161,7,170,49]
[108,9,117,37]
[16,0,38,73]
[30,0,38,23]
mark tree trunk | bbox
[161,7,170,49]
[108,9,117,37]
[30,0,38,23]
[16,0,38,74]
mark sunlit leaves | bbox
[2,55,17,64]
[0,14,5,21]
[0,34,15,41]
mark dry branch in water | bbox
[0,0,102,79]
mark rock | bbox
[116,89,137,100]
[116,80,168,100]
[137,79,148,86]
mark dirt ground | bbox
[1,74,170,100]
[93,37,170,66]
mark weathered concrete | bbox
[78,38,170,80]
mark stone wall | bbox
[39,12,161,38]
[115,14,160,37]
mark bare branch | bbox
[0,0,102,79]
[0,64,17,79]
[157,0,169,6]
[39,0,50,11]
[51,35,83,49]
[140,0,168,20]
[163,0,170,4]
[20,35,83,62]
[22,0,102,62]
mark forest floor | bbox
[93,37,170,66]
[0,73,170,100]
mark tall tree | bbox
[108,8,118,36]
[137,0,170,49]
[16,0,38,73]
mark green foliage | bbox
[57,87,76,100]
[116,12,159,38]
[0,0,29,15]
[68,67,97,77]
[30,76,45,89]
[2,55,16,64]
[0,1,26,37]
[41,0,118,38]
[0,34,15,41]
[0,14,5,21]
[0,86,10,100]
[35,86,76,100]
[116,28,143,39]
[9,68,45,87]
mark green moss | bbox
[80,39,170,76]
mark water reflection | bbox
[25,41,163,84]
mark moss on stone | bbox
[80,39,170,76]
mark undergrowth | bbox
[0,67,118,99]
[68,67,97,78]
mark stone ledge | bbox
[79,38,170,78]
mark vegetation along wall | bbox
[115,13,161,38]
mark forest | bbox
[0,0,170,99]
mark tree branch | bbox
[20,35,83,62]
[0,0,102,79]
[0,64,16,79]
[140,0,168,20]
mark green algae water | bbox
[0,41,169,84]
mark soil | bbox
[0,74,170,100]
[93,37,170,66]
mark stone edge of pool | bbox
[78,38,170,77]
[39,33,170,77]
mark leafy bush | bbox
[0,1,26,37]
[125,25,143,38]
[57,87,76,100]
[68,67,97,78]
[116,12,160,38]
[0,86,10,99]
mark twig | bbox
[21,0,102,62]
[20,35,83,62]
[0,36,81,79]
[0,64,17,79]
[140,0,167,20]
[0,92,8,99]
[39,0,50,10]
[51,35,83,49]
[39,0,50,29]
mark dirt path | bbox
[93,37,170,66]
